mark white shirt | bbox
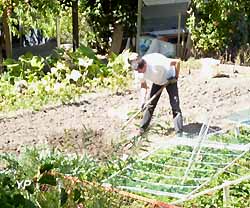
[139,53,175,85]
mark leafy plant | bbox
[0,48,133,112]
[187,0,250,60]
[0,135,149,208]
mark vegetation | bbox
[209,126,250,145]
[105,128,250,207]
[1,1,250,207]
[2,0,250,62]
[79,0,137,54]
[0,0,137,57]
[0,144,147,208]
[0,47,132,112]
[1,127,250,207]
[188,0,250,62]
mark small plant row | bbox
[208,126,250,144]
[107,128,250,206]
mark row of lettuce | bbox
[0,46,133,112]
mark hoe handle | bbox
[122,79,176,130]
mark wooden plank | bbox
[136,0,143,53]
[0,40,3,72]
[177,12,181,57]
[110,24,123,54]
[56,16,61,48]
[223,185,230,206]
[18,17,23,47]
[181,27,185,58]
[184,32,192,59]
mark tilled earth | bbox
[1,64,250,154]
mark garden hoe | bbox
[122,78,177,130]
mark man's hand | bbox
[141,102,145,110]
[141,81,147,89]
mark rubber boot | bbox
[173,112,183,133]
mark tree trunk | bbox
[0,41,3,72]
[2,8,12,58]
[72,0,79,51]
[110,23,123,54]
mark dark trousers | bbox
[140,82,182,130]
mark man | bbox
[131,52,183,134]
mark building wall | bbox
[142,2,189,32]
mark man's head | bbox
[131,58,147,73]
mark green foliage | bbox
[0,142,146,208]
[1,0,62,38]
[3,53,45,83]
[1,129,250,207]
[188,0,250,57]
[106,128,250,207]
[236,43,250,66]
[59,8,94,46]
[0,47,132,112]
[79,0,138,54]
[209,126,250,144]
[1,0,138,54]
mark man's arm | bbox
[140,80,148,108]
[170,59,181,79]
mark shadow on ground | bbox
[183,122,222,137]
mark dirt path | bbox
[1,65,250,153]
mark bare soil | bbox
[1,64,250,154]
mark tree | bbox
[187,0,250,60]
[0,0,62,60]
[79,0,137,54]
[0,0,82,63]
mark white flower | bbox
[54,82,63,91]
[78,58,85,66]
[57,62,64,69]
[69,70,81,82]
[51,67,57,74]
[41,79,47,86]
[128,52,138,61]
[14,80,27,93]
[78,57,93,68]
[15,80,27,88]
[45,85,51,92]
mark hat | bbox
[131,60,139,70]
[128,52,139,62]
